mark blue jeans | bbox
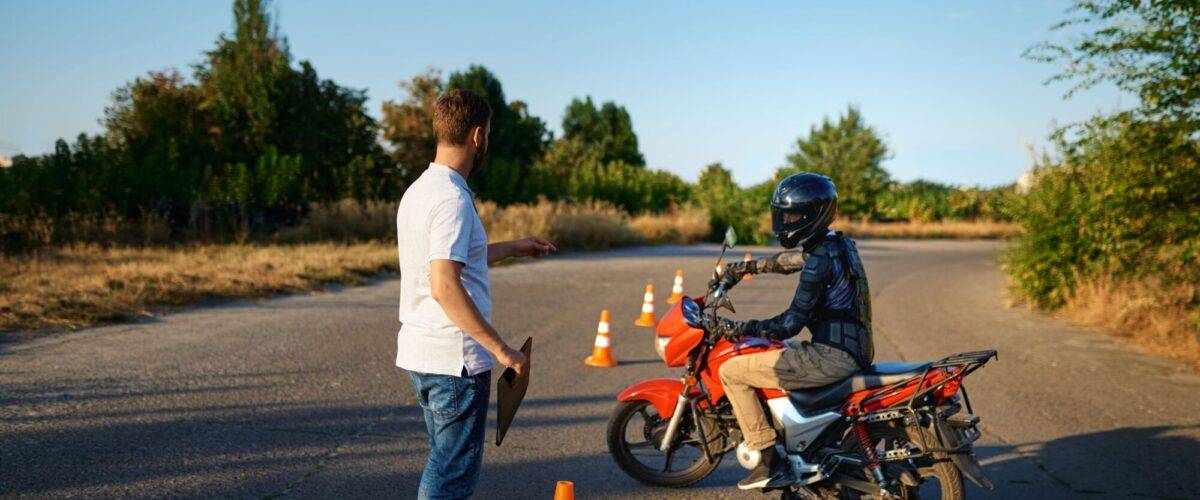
[407,369,491,500]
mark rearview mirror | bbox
[723,226,738,248]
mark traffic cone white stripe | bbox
[594,335,611,348]
[598,321,609,334]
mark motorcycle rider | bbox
[710,172,875,490]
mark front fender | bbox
[617,378,684,418]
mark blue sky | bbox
[1,0,1126,187]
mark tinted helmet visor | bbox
[772,201,834,248]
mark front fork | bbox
[658,384,692,451]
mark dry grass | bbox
[1058,276,1200,369]
[628,206,711,245]
[0,242,396,332]
[832,218,1021,239]
[1,199,712,333]
[478,198,711,250]
[274,200,397,244]
[479,198,640,250]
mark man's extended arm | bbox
[712,249,808,291]
[741,251,831,340]
[487,237,556,264]
[741,250,809,276]
[430,259,527,375]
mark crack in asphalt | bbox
[261,415,388,499]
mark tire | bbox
[911,456,964,500]
[605,400,721,488]
[835,424,964,500]
[906,425,965,500]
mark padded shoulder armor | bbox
[793,243,832,311]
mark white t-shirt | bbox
[395,163,493,377]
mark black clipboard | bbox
[495,337,531,446]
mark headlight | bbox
[681,297,702,328]
[654,334,670,361]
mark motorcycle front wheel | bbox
[606,399,722,488]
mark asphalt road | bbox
[3,240,1199,499]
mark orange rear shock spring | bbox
[852,421,887,484]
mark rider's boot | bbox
[737,445,793,490]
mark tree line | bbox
[0,0,1015,252]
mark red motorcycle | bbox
[606,230,996,499]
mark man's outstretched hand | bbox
[511,237,557,258]
[488,237,557,264]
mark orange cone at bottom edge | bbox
[553,480,575,500]
[585,310,618,367]
[635,283,657,327]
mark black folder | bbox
[495,337,531,446]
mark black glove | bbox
[713,316,747,341]
[708,260,754,291]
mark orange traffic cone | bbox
[742,252,754,280]
[635,284,657,327]
[667,269,685,304]
[553,480,575,500]
[585,310,618,367]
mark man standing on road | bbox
[396,89,555,499]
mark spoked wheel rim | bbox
[614,400,712,480]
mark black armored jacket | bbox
[739,232,875,367]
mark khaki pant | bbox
[718,341,859,451]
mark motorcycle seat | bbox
[788,361,931,412]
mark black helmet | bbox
[771,173,837,250]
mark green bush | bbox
[1005,115,1200,308]
[528,139,690,214]
[875,181,1017,223]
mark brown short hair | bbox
[433,89,492,145]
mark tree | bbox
[381,69,442,186]
[695,163,759,242]
[1025,0,1200,129]
[104,70,209,212]
[446,65,549,203]
[192,0,388,204]
[273,60,391,202]
[780,105,891,217]
[195,0,291,162]
[561,97,645,167]
[382,65,550,204]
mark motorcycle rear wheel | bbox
[606,400,722,488]
[834,425,964,500]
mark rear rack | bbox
[909,349,996,412]
[930,350,998,369]
[854,350,997,454]
[909,350,995,455]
